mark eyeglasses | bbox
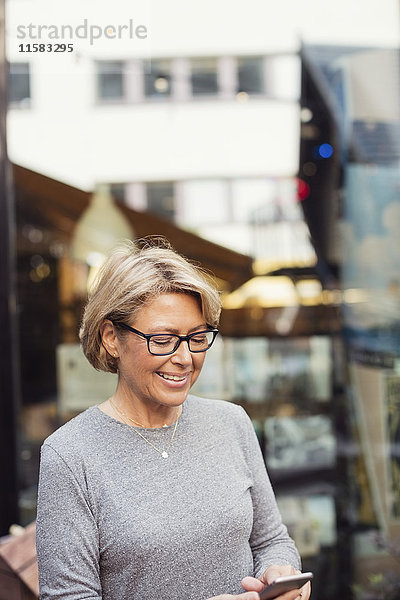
[114,322,219,356]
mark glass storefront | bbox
[2,21,400,600]
[11,154,400,598]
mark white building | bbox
[5,0,399,264]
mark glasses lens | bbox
[188,330,215,352]
[147,331,216,355]
[148,334,179,355]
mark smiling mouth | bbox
[157,372,189,382]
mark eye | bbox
[190,333,208,345]
[151,335,175,346]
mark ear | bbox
[100,319,120,359]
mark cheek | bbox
[119,346,154,379]
[192,354,206,379]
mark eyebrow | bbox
[149,324,207,335]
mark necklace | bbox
[109,398,181,459]
[109,398,147,428]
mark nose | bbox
[170,339,192,365]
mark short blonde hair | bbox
[80,238,222,373]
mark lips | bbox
[156,372,190,382]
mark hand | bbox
[242,565,311,600]
[208,593,259,600]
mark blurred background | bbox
[1,1,400,598]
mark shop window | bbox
[237,56,264,95]
[96,61,125,100]
[190,58,218,96]
[8,62,31,106]
[146,181,175,221]
[144,59,171,99]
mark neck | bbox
[109,392,182,429]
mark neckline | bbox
[94,400,189,433]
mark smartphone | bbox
[259,572,313,600]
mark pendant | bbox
[161,451,168,458]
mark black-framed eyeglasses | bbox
[114,322,219,356]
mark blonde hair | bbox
[80,237,222,373]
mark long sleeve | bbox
[240,410,301,576]
[35,400,300,600]
[36,443,102,600]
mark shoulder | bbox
[186,396,262,462]
[186,395,252,431]
[42,406,104,457]
[186,394,244,415]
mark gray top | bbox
[36,395,300,600]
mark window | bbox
[8,63,30,105]
[146,182,175,221]
[96,61,124,100]
[190,58,218,96]
[144,59,171,99]
[237,56,264,95]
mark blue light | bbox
[318,143,333,158]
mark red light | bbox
[297,178,310,201]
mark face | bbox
[104,293,208,411]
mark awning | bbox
[13,164,254,291]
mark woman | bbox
[36,239,310,600]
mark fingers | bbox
[280,590,304,600]
[242,566,311,600]
[293,581,311,600]
[263,567,282,584]
[241,576,265,592]
[210,593,260,600]
[259,564,297,586]
[296,580,311,600]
